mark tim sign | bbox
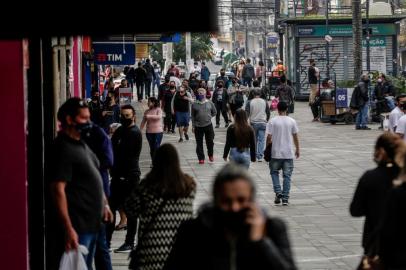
[93,43,135,65]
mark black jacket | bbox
[223,125,256,161]
[143,62,156,80]
[164,204,297,270]
[135,67,147,83]
[212,87,229,110]
[350,81,369,109]
[349,165,399,252]
[379,182,406,268]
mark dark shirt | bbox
[126,67,135,80]
[50,133,104,233]
[173,93,190,113]
[89,100,103,125]
[143,62,156,80]
[308,66,318,84]
[135,67,147,82]
[111,125,143,179]
[102,104,120,134]
[276,84,295,104]
[159,83,170,101]
[223,125,256,161]
[164,90,176,112]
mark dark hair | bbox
[169,72,175,76]
[138,62,142,66]
[146,58,150,63]
[375,133,402,163]
[220,68,225,72]
[233,109,252,150]
[309,59,315,63]
[396,94,406,102]
[57,98,89,127]
[252,80,260,87]
[246,58,251,63]
[144,144,196,198]
[213,163,256,204]
[381,74,386,80]
[277,101,288,112]
[148,97,160,108]
[121,104,136,116]
[91,89,99,95]
[280,75,287,84]
[258,60,264,66]
[202,61,206,65]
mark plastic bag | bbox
[59,245,88,270]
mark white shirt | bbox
[170,76,181,88]
[266,115,299,159]
[389,107,404,132]
[249,98,267,124]
[396,114,406,141]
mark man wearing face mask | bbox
[350,74,371,130]
[101,90,120,135]
[212,80,230,128]
[163,81,177,133]
[191,88,217,164]
[216,68,231,89]
[164,163,297,270]
[171,86,193,142]
[108,105,143,253]
[89,89,103,126]
[47,98,113,270]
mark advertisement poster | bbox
[362,37,386,74]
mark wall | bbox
[0,41,28,270]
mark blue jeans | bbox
[269,159,294,200]
[243,78,252,87]
[94,224,113,270]
[356,104,369,128]
[251,122,267,160]
[230,147,251,169]
[146,132,163,159]
[386,97,395,111]
[153,79,160,95]
[78,232,98,270]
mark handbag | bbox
[357,226,384,270]
[263,143,272,162]
[129,199,167,270]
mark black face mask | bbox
[363,79,370,83]
[92,96,99,102]
[170,85,176,90]
[220,72,225,77]
[75,121,93,137]
[215,207,250,234]
[105,96,112,104]
[120,117,133,127]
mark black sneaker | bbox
[184,133,189,140]
[274,193,282,204]
[215,124,220,128]
[282,199,289,206]
[355,126,361,130]
[361,126,371,130]
[178,138,183,143]
[114,243,133,253]
[225,122,229,128]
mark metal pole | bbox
[245,12,249,59]
[231,3,236,55]
[326,0,330,79]
[366,0,370,73]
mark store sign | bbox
[336,88,348,108]
[93,43,135,65]
[267,35,279,51]
[297,24,396,37]
[136,43,149,59]
[362,37,387,74]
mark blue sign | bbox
[160,33,182,43]
[336,88,348,108]
[93,43,135,65]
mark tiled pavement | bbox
[111,100,381,270]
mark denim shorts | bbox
[176,112,190,127]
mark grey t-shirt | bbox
[51,133,104,233]
[266,116,299,159]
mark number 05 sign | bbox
[336,88,348,108]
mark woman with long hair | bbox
[223,108,256,168]
[350,133,403,259]
[125,143,196,270]
[141,97,164,161]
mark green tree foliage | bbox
[173,33,214,62]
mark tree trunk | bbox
[352,0,362,82]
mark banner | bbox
[362,37,387,74]
[93,43,135,65]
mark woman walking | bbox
[125,144,196,270]
[223,109,256,169]
[141,97,164,160]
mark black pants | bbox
[145,78,152,98]
[136,81,144,101]
[165,111,176,132]
[215,102,229,125]
[195,124,215,160]
[310,102,319,119]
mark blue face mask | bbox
[196,94,205,101]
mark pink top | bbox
[141,107,163,133]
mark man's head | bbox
[396,94,406,108]
[120,105,136,128]
[182,79,189,87]
[57,98,92,137]
[194,62,198,67]
[179,86,186,96]
[253,89,261,98]
[216,80,224,88]
[277,59,283,65]
[138,62,142,67]
[169,81,176,89]
[277,101,288,113]
[165,77,170,84]
[171,63,175,68]
[196,88,207,101]
[202,62,206,66]
[120,79,128,87]
[220,68,225,77]
[91,89,100,99]
[213,163,256,212]
[381,74,387,82]
[280,75,287,84]
[361,74,369,83]
[146,58,150,63]
[252,80,260,88]
[309,59,315,66]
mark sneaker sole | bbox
[114,250,132,253]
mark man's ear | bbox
[66,115,74,126]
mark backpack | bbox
[245,65,255,79]
[234,92,244,107]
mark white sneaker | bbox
[257,158,263,162]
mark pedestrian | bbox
[223,109,256,169]
[167,63,180,78]
[163,81,177,134]
[272,60,287,78]
[216,68,231,89]
[275,75,295,114]
[143,59,156,99]
[395,102,406,140]
[108,105,143,253]
[350,133,402,259]
[231,62,238,77]
[141,97,164,161]
[189,73,200,94]
[153,61,161,95]
[228,77,245,116]
[48,98,113,270]
[126,65,136,90]
[101,90,120,135]
[135,62,147,102]
[381,74,396,110]
[191,88,217,164]
[266,101,300,206]
[379,146,406,269]
[125,143,196,270]
[308,59,319,121]
[164,163,297,270]
[191,61,201,80]
[82,124,114,270]
[256,60,265,86]
[389,94,406,132]
[200,61,211,83]
[212,80,230,128]
[89,88,103,126]
[242,58,255,87]
[246,88,270,162]
[171,86,193,142]
[350,74,371,130]
[236,59,245,84]
[158,76,170,104]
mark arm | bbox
[292,133,299,159]
[140,112,147,130]
[211,101,217,117]
[349,174,368,217]
[145,109,163,120]
[191,105,196,128]
[265,100,270,121]
[223,127,232,159]
[250,129,256,162]
[245,100,251,116]
[171,94,176,114]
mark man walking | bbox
[200,62,211,84]
[266,101,300,206]
[191,88,217,164]
[389,95,406,132]
[153,61,161,96]
[135,62,147,101]
[247,89,270,162]
[143,59,156,99]
[275,75,295,114]
[242,58,255,87]
[108,105,143,253]
[308,59,319,121]
[350,74,371,130]
[212,80,230,128]
[171,86,194,142]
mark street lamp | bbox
[326,0,330,79]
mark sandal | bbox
[115,224,127,231]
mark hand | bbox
[245,203,266,241]
[192,127,195,133]
[223,157,227,162]
[65,227,79,251]
[295,149,300,159]
[171,111,175,115]
[103,205,114,223]
[102,111,107,117]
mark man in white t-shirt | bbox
[265,101,300,206]
[395,102,406,140]
[389,95,406,132]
